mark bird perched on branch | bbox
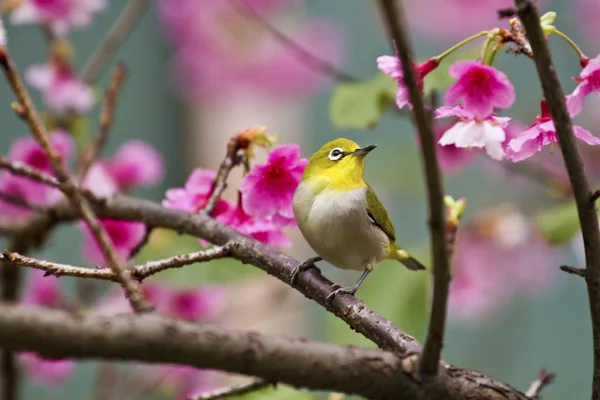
[291,138,426,301]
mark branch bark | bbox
[514,1,600,398]
[377,0,450,376]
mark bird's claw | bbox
[325,285,357,302]
[290,256,322,286]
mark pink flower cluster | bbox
[157,0,345,100]
[20,269,224,396]
[10,0,107,36]
[378,53,600,165]
[163,144,307,248]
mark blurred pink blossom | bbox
[10,0,107,35]
[0,131,74,219]
[404,0,545,45]
[22,269,63,308]
[239,144,307,227]
[162,168,233,217]
[507,100,600,162]
[436,105,510,160]
[223,202,291,248]
[377,54,438,109]
[26,62,94,114]
[166,286,225,321]
[79,219,146,265]
[157,0,345,100]
[82,163,119,198]
[102,140,165,190]
[19,353,75,386]
[445,61,515,118]
[566,54,600,117]
[449,205,560,321]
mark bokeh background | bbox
[0,0,599,399]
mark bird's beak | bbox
[352,144,377,157]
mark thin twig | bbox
[3,244,233,282]
[202,136,244,215]
[525,369,556,398]
[0,47,150,313]
[80,0,150,84]
[0,156,61,189]
[0,191,44,212]
[515,0,600,397]
[127,225,154,260]
[77,63,127,182]
[560,265,587,278]
[377,0,450,377]
[229,0,357,83]
[189,379,274,400]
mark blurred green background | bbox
[0,0,595,399]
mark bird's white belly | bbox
[293,183,389,271]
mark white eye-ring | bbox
[328,147,344,161]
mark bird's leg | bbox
[325,268,372,302]
[290,256,323,285]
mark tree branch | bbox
[190,379,274,400]
[80,0,150,84]
[514,1,600,397]
[77,63,127,182]
[0,303,528,400]
[2,243,233,282]
[0,47,150,313]
[376,0,450,376]
[0,156,62,190]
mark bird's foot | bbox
[325,285,358,302]
[290,256,323,286]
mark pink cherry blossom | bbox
[157,0,345,100]
[21,269,63,308]
[377,54,438,110]
[102,140,165,190]
[166,286,225,321]
[26,62,94,114]
[222,202,291,248]
[566,55,600,117]
[507,100,600,162]
[82,163,120,198]
[19,353,75,386]
[445,60,515,117]
[11,0,107,35]
[80,219,146,265]
[436,105,510,160]
[239,144,307,227]
[163,168,233,217]
[448,205,560,321]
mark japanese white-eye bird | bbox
[291,138,426,301]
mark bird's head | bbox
[301,138,377,191]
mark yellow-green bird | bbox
[291,138,426,301]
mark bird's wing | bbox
[365,184,396,242]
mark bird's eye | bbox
[328,148,344,161]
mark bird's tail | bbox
[387,244,426,271]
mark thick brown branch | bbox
[80,0,150,84]
[190,379,273,400]
[515,1,600,397]
[0,304,528,400]
[0,48,150,313]
[77,63,127,181]
[2,244,233,282]
[377,0,450,376]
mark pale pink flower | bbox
[566,55,600,117]
[0,131,74,218]
[239,144,307,227]
[82,163,120,198]
[377,54,438,109]
[222,203,291,248]
[157,0,345,100]
[162,169,233,217]
[19,353,75,386]
[448,205,560,321]
[26,62,94,114]
[507,100,600,162]
[404,0,546,45]
[445,60,515,118]
[80,219,146,265]
[11,0,107,35]
[436,105,510,160]
[102,140,165,190]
